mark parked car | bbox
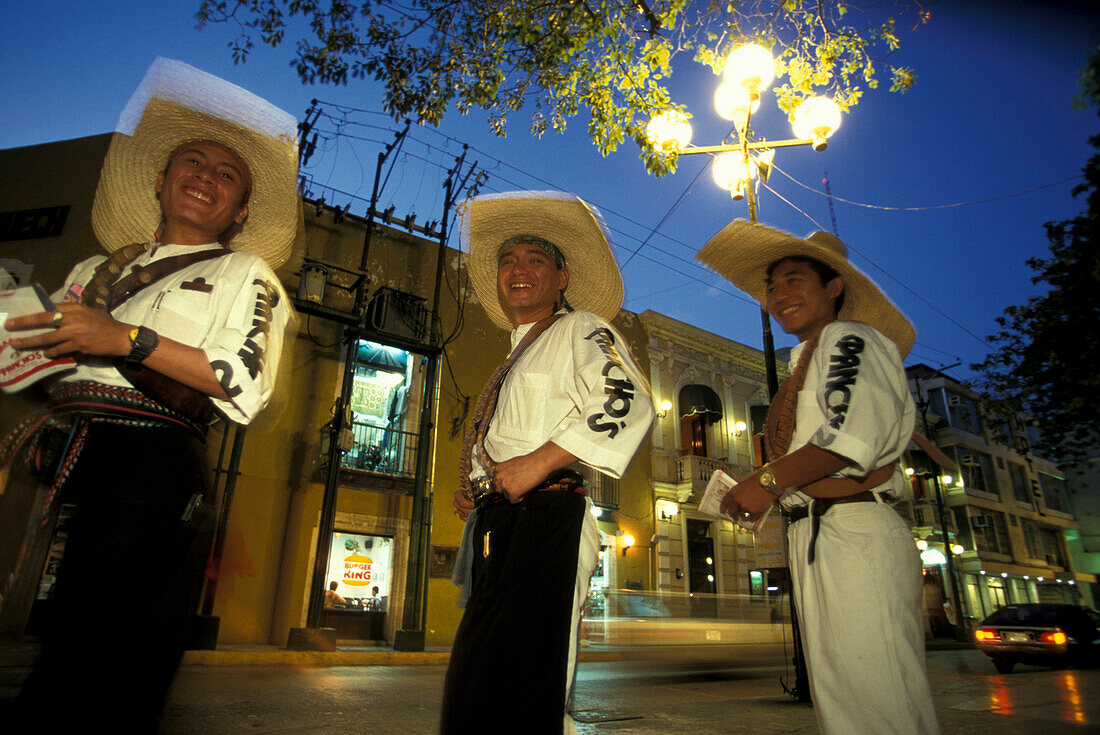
[973,603,1100,673]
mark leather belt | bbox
[786,491,878,564]
[472,469,586,509]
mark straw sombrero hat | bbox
[462,191,624,330]
[697,220,916,356]
[91,58,299,269]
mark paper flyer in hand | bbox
[0,284,75,393]
[698,468,773,532]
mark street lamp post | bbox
[646,43,843,397]
[647,43,845,704]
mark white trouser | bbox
[563,497,599,735]
[788,502,941,735]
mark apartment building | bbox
[638,310,787,616]
[906,364,1096,624]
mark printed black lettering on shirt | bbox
[584,327,635,439]
[823,334,865,429]
[238,278,279,380]
[211,359,243,398]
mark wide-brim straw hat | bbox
[697,220,916,357]
[91,57,299,269]
[461,191,624,330]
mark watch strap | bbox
[125,326,159,365]
[758,466,783,497]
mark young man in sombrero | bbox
[697,221,940,735]
[441,191,653,734]
[2,58,296,730]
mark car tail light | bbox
[974,628,1000,642]
[1039,630,1068,645]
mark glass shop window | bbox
[346,340,420,477]
[324,532,393,613]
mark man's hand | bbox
[453,489,475,521]
[493,453,551,503]
[5,304,131,358]
[493,441,578,504]
[719,472,777,518]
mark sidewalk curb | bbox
[2,640,972,668]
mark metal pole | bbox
[914,374,968,639]
[304,147,389,633]
[394,147,470,650]
[740,118,809,702]
[202,424,247,616]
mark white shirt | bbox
[781,320,915,508]
[52,242,290,425]
[474,310,653,481]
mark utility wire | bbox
[301,101,1067,362]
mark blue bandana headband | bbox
[498,235,566,269]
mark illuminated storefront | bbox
[321,531,394,640]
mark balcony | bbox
[335,419,419,493]
[675,454,741,503]
[588,472,620,511]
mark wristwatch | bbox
[125,326,159,365]
[758,465,783,497]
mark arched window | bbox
[677,384,722,457]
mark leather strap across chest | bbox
[458,314,564,500]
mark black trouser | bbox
[14,421,214,733]
[440,490,587,735]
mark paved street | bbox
[3,645,1096,733]
[144,649,1100,734]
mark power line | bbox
[773,164,1084,212]
[300,100,1043,361]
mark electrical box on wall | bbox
[365,287,428,343]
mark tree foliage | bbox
[971,45,1100,465]
[196,0,928,174]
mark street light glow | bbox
[791,96,842,150]
[645,110,692,151]
[724,43,776,97]
[714,79,761,125]
[711,151,753,198]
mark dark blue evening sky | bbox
[2,0,1097,380]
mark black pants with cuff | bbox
[14,421,213,733]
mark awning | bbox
[678,384,722,421]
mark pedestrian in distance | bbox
[0,57,298,732]
[696,221,941,735]
[441,191,654,734]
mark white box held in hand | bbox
[0,285,76,393]
[698,468,773,532]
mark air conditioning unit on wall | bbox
[365,287,428,343]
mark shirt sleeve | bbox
[549,314,654,478]
[51,255,106,303]
[203,257,291,425]
[805,322,915,476]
